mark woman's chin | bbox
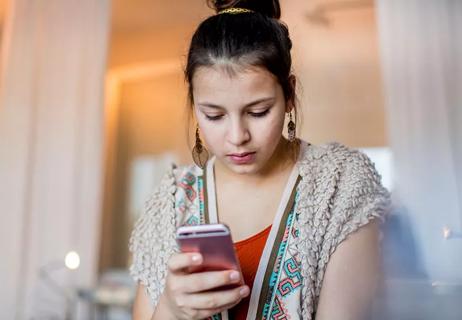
[226,160,266,176]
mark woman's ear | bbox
[286,74,297,112]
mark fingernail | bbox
[191,254,202,264]
[240,286,249,297]
[229,271,240,281]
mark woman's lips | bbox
[227,152,256,165]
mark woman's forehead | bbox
[192,65,280,98]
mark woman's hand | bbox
[155,252,250,320]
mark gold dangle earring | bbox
[287,111,296,142]
[192,125,209,169]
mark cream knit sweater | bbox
[129,142,391,319]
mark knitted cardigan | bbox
[129,142,391,319]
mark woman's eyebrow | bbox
[197,97,275,109]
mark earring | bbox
[287,111,296,142]
[192,125,209,169]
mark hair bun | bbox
[207,0,281,19]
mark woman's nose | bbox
[227,120,250,146]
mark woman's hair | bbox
[184,0,297,114]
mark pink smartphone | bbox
[176,223,244,287]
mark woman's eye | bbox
[249,109,270,118]
[205,114,223,121]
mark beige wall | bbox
[119,74,190,159]
[101,1,387,271]
[101,66,192,269]
[109,25,196,68]
[289,3,386,147]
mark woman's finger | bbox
[167,252,202,273]
[169,291,248,320]
[182,285,250,310]
[181,270,243,293]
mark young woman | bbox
[129,1,390,319]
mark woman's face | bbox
[192,65,292,175]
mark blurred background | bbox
[0,0,461,319]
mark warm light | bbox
[65,251,80,270]
[443,226,452,239]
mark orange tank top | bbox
[228,225,272,319]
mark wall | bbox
[100,63,192,269]
[286,0,386,146]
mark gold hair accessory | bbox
[218,8,254,15]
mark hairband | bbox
[218,7,254,15]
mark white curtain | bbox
[376,0,462,281]
[0,1,110,319]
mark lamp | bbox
[64,251,80,270]
[442,226,462,239]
